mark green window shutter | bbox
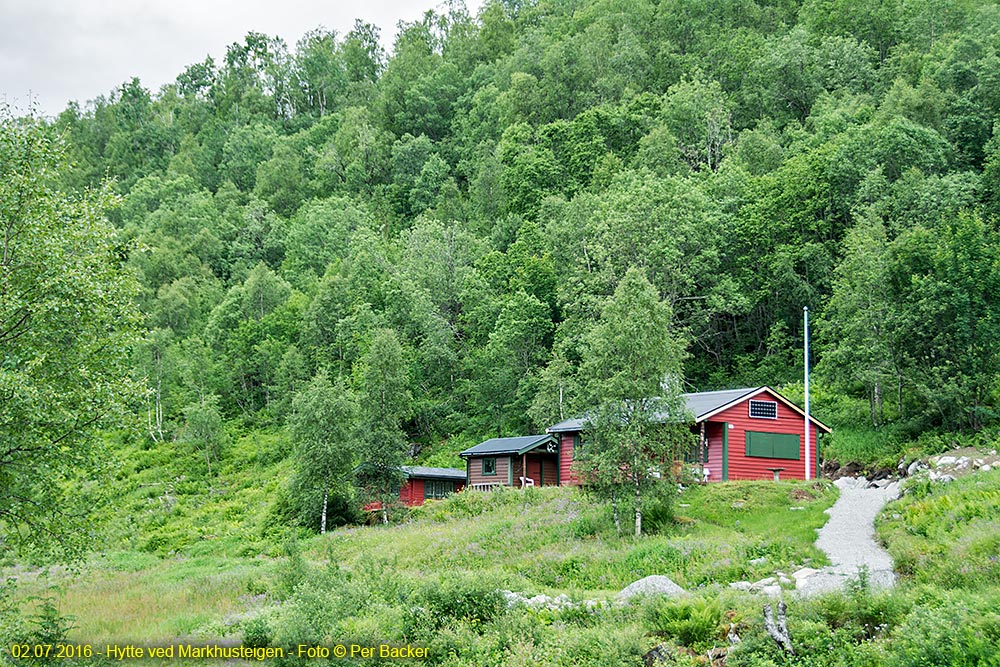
[745,432,801,460]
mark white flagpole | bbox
[804,306,811,480]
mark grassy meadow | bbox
[8,441,1000,666]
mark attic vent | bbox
[749,399,778,419]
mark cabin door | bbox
[527,459,543,486]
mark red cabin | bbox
[547,387,831,483]
[364,466,466,511]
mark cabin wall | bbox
[712,390,820,481]
[402,479,424,506]
[468,455,512,486]
[558,433,582,486]
[706,422,724,481]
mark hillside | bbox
[12,468,1000,666]
[14,482,836,659]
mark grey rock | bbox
[618,575,685,602]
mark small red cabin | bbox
[364,466,466,511]
[547,387,831,483]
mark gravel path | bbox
[795,477,901,596]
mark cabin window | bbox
[424,480,455,500]
[482,458,497,476]
[748,400,778,419]
[745,431,800,460]
[572,435,581,459]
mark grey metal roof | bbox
[459,434,556,457]
[547,417,588,433]
[401,465,467,481]
[547,388,765,432]
[681,388,759,419]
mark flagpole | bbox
[804,306,811,480]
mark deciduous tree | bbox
[577,268,690,536]
[0,113,142,558]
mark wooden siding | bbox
[706,422,724,481]
[468,455,511,486]
[558,433,582,485]
[712,389,820,481]
[402,479,424,506]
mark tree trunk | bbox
[611,489,621,535]
[763,601,794,655]
[321,484,329,534]
[634,475,642,537]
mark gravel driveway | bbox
[795,476,901,596]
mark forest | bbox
[5,0,1000,548]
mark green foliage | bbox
[0,111,143,560]
[644,596,726,652]
[355,328,412,520]
[13,6,1000,662]
[288,370,357,532]
[577,267,691,536]
[420,575,507,627]
[879,469,1000,587]
[886,591,1000,667]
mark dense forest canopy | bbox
[13,0,1000,527]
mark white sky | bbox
[0,0,484,118]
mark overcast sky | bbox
[0,0,483,118]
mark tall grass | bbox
[821,426,900,466]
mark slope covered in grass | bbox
[308,482,837,594]
[878,468,1000,588]
[16,481,835,649]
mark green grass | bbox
[878,468,1000,588]
[305,482,836,594]
[820,426,901,466]
[10,480,836,650]
[14,465,1000,667]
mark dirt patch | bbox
[789,488,816,501]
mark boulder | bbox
[792,567,819,582]
[618,575,685,601]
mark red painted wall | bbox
[558,433,582,486]
[365,477,466,511]
[706,422,724,482]
[711,389,820,481]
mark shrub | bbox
[887,593,1000,667]
[420,576,507,628]
[241,615,273,648]
[644,596,725,652]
